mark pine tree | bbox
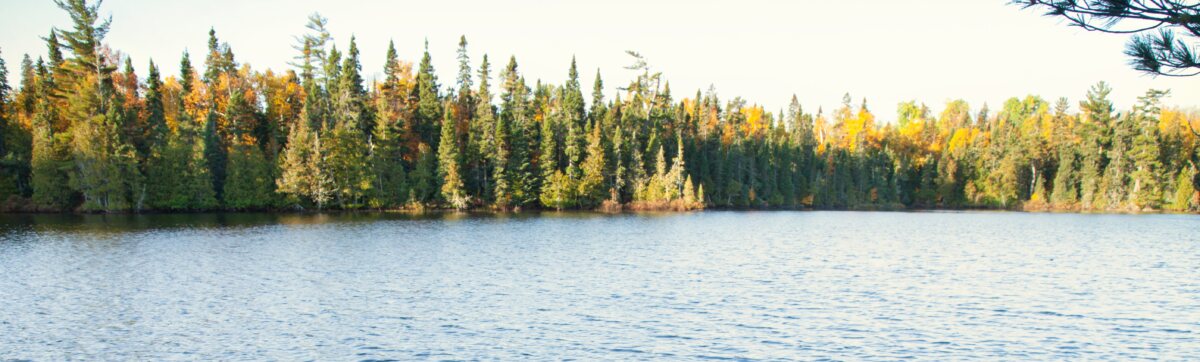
[54,0,143,212]
[1050,145,1078,207]
[1077,82,1113,209]
[590,69,606,129]
[368,82,408,209]
[438,105,469,209]
[335,36,369,134]
[414,40,441,150]
[145,60,216,210]
[9,5,1200,214]
[276,114,329,209]
[143,60,167,150]
[472,54,496,203]
[455,36,473,100]
[1099,112,1136,209]
[498,57,536,208]
[540,169,574,210]
[409,142,437,206]
[146,103,217,210]
[1129,89,1167,209]
[577,124,607,208]
[563,57,586,169]
[223,142,275,210]
[492,95,512,209]
[324,119,371,208]
[0,47,30,201]
[539,104,560,193]
[324,36,372,208]
[1169,166,1196,211]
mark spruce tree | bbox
[324,36,372,208]
[1050,145,1078,208]
[368,105,407,208]
[438,105,468,209]
[492,95,512,209]
[368,40,409,208]
[276,118,330,209]
[143,60,167,150]
[578,125,606,208]
[472,54,496,202]
[409,142,437,206]
[414,40,441,150]
[563,57,586,169]
[223,142,275,210]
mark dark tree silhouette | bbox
[1014,0,1200,77]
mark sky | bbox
[1,0,1197,122]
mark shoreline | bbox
[1,205,1193,216]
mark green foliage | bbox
[368,98,408,209]
[223,143,275,210]
[438,106,468,210]
[539,170,576,210]
[145,110,217,210]
[1016,0,1200,77]
[325,117,371,209]
[5,2,1198,214]
[415,41,441,150]
[409,143,437,206]
[276,117,330,209]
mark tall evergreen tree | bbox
[438,105,468,209]
[414,40,441,150]
[1129,89,1168,209]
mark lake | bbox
[0,211,1197,360]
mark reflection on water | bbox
[1,211,1198,359]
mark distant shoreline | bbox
[1,204,1191,216]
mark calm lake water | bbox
[1,211,1197,360]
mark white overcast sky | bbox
[1,0,1196,121]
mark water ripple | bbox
[0,211,1198,360]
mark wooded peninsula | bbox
[0,2,1198,213]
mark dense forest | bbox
[0,1,1198,213]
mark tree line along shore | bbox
[0,2,1197,214]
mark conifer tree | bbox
[323,36,372,208]
[578,125,606,207]
[0,48,29,200]
[368,48,409,209]
[368,113,407,208]
[1050,145,1078,207]
[143,60,167,150]
[54,0,143,212]
[563,57,586,169]
[498,57,536,207]
[324,119,371,208]
[1077,82,1113,209]
[29,60,73,210]
[146,100,217,210]
[414,40,441,150]
[493,94,512,209]
[7,5,1200,214]
[223,142,275,210]
[438,105,469,209]
[1129,89,1168,209]
[276,112,329,209]
[472,54,496,202]
[409,142,437,206]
